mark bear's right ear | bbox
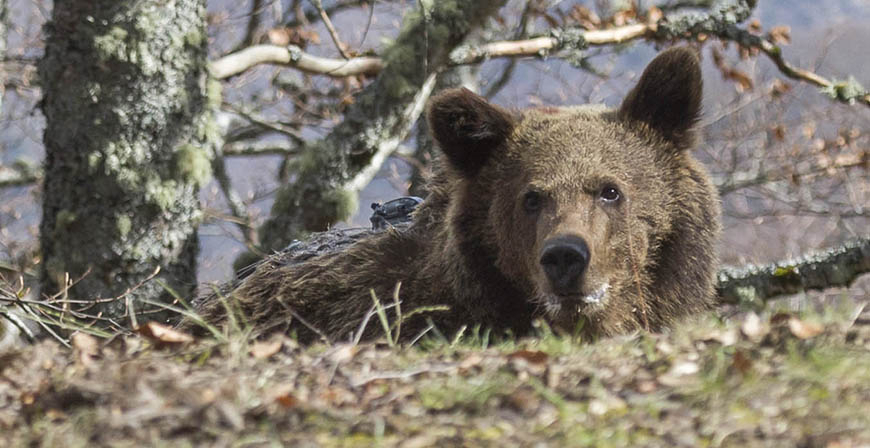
[426,88,515,178]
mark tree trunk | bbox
[251,0,506,260]
[0,0,7,114]
[38,0,215,320]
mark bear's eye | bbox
[523,191,544,214]
[600,185,621,203]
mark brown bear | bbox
[187,47,721,343]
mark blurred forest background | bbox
[0,0,868,323]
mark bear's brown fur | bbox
[187,47,721,343]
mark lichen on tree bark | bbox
[38,0,214,319]
[250,0,507,265]
[0,0,7,114]
[717,237,870,305]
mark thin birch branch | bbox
[210,44,383,79]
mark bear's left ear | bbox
[426,88,516,178]
[618,47,702,150]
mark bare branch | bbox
[210,44,383,80]
[715,152,868,196]
[212,150,257,247]
[254,0,507,252]
[283,0,365,28]
[212,1,869,108]
[228,0,266,55]
[220,103,305,143]
[717,238,870,305]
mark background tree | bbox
[37,0,215,320]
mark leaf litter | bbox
[1,306,870,447]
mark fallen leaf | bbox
[771,312,795,326]
[250,340,282,359]
[658,361,699,387]
[703,328,738,346]
[136,321,194,348]
[788,317,823,339]
[459,353,483,372]
[275,392,298,408]
[636,379,657,393]
[327,343,359,364]
[732,350,753,374]
[507,350,548,365]
[71,332,100,367]
[45,408,67,421]
[507,386,540,414]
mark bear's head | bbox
[426,47,714,335]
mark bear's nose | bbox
[539,236,590,295]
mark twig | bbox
[311,0,351,59]
[358,0,376,48]
[484,0,534,99]
[272,296,332,344]
[283,0,361,28]
[221,103,305,143]
[211,150,257,246]
[715,153,868,196]
[228,0,266,55]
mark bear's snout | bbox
[539,235,590,295]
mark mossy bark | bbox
[0,0,6,113]
[717,237,870,306]
[252,0,506,257]
[38,0,214,319]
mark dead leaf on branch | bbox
[767,26,792,45]
[267,27,320,47]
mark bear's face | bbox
[427,47,703,331]
[489,110,674,326]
